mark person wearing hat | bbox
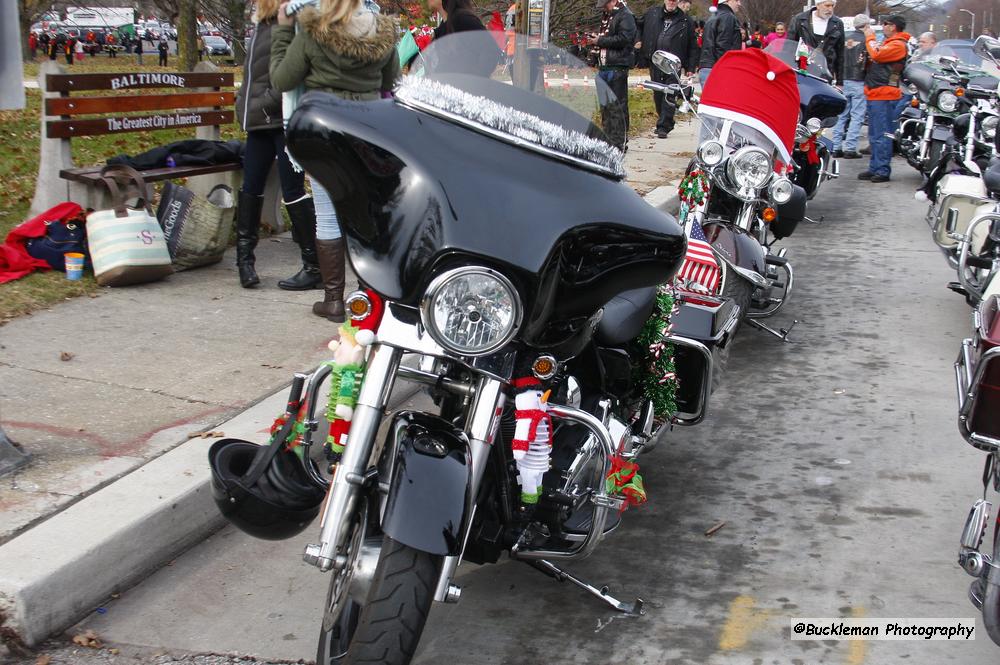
[858,14,910,183]
[830,13,868,159]
[585,0,637,149]
[637,0,699,138]
[697,0,741,87]
[787,0,844,87]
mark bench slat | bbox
[47,92,235,116]
[46,72,234,92]
[47,110,234,138]
[60,162,242,185]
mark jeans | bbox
[597,68,629,149]
[867,99,895,177]
[831,80,865,151]
[241,128,307,202]
[698,67,711,88]
[650,67,679,134]
[892,93,913,133]
[310,177,341,240]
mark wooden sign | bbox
[46,72,234,92]
[47,110,234,138]
[46,92,235,116]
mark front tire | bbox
[711,271,753,392]
[317,536,442,665]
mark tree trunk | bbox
[177,0,199,72]
[18,0,39,62]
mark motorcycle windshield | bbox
[698,115,783,164]
[763,38,832,81]
[286,37,684,342]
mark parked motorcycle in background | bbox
[763,39,845,204]
[208,37,731,665]
[648,49,807,342]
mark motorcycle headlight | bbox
[906,83,918,95]
[726,146,772,192]
[936,90,959,113]
[982,115,999,140]
[769,177,793,204]
[420,267,522,356]
[806,117,822,134]
[697,140,724,166]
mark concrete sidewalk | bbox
[0,118,696,649]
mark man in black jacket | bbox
[788,0,845,86]
[698,0,742,87]
[638,0,698,137]
[587,0,637,149]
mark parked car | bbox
[202,35,231,56]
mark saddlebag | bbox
[933,175,989,250]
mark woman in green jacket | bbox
[271,0,400,321]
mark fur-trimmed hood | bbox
[298,5,397,64]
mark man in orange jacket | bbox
[858,14,910,183]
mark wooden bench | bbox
[30,61,281,228]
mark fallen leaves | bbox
[36,655,51,665]
[59,351,75,361]
[71,629,102,648]
[704,521,726,537]
[186,430,224,439]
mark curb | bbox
[0,187,678,647]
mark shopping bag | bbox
[156,182,235,270]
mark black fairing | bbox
[903,62,936,102]
[772,183,806,239]
[985,162,1000,196]
[380,411,472,556]
[286,92,686,350]
[797,72,847,126]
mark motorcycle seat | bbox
[985,162,1000,197]
[595,287,657,347]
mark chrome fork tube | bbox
[433,377,505,602]
[919,113,934,162]
[966,114,977,165]
[307,344,402,572]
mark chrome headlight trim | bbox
[936,90,959,113]
[419,266,523,357]
[726,145,772,194]
[697,140,725,166]
[769,177,794,204]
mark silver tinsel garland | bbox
[396,76,625,178]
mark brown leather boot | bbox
[313,238,346,322]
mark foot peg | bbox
[527,559,645,616]
[746,318,796,342]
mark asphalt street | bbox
[10,154,993,664]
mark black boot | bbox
[278,195,322,291]
[313,238,346,322]
[235,191,263,288]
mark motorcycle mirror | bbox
[972,36,1000,65]
[947,207,960,234]
[652,50,683,77]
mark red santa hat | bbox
[698,49,800,163]
[709,0,718,11]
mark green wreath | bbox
[631,286,679,420]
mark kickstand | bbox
[746,318,797,342]
[803,215,824,224]
[526,559,645,616]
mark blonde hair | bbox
[256,0,282,20]
[316,0,363,29]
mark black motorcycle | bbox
[763,40,846,203]
[209,37,721,665]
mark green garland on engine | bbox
[632,286,679,420]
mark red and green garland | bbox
[631,285,679,421]
[678,169,710,207]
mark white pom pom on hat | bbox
[766,71,775,80]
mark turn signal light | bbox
[531,355,558,380]
[762,207,777,223]
[346,289,385,333]
[956,88,965,97]
[910,98,919,107]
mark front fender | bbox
[380,411,472,556]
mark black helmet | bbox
[208,438,326,541]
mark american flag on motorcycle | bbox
[677,222,721,292]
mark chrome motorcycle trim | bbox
[434,378,504,603]
[957,211,1000,304]
[528,559,644,615]
[955,341,1000,452]
[395,96,624,179]
[512,403,615,561]
[396,365,476,398]
[565,376,582,408]
[746,258,794,319]
[308,344,402,572]
[665,335,713,426]
[919,111,935,164]
[961,499,992,551]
